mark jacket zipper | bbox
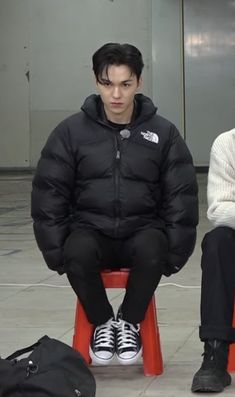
[114,134,121,236]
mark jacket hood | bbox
[81,94,157,127]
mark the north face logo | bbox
[141,130,159,144]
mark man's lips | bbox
[110,102,123,105]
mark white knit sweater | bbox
[207,128,235,229]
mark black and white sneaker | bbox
[89,317,116,365]
[116,308,142,365]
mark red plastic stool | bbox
[73,269,163,376]
[228,303,235,372]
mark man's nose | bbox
[112,86,121,99]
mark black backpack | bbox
[0,335,96,397]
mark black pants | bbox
[199,227,235,342]
[64,228,168,326]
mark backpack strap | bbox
[6,335,50,360]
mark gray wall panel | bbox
[0,0,30,168]
[184,0,235,165]
[152,0,184,134]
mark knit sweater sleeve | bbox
[207,129,235,229]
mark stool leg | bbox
[228,344,235,372]
[140,297,163,376]
[73,300,93,364]
[228,305,235,372]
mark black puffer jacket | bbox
[31,94,198,275]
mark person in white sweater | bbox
[192,128,235,393]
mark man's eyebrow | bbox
[100,77,111,83]
[100,77,134,83]
[122,79,133,83]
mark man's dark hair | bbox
[92,43,144,83]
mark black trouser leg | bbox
[199,227,235,342]
[121,228,168,324]
[64,229,114,325]
[64,228,168,326]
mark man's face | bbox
[96,64,141,123]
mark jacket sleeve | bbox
[159,125,199,275]
[31,121,75,274]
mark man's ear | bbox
[137,76,143,89]
[94,75,99,87]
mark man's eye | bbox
[103,82,111,86]
[123,83,131,87]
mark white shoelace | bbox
[94,318,116,349]
[116,319,140,349]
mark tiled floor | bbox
[0,173,234,396]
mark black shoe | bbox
[115,307,142,365]
[89,317,116,365]
[191,340,232,393]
